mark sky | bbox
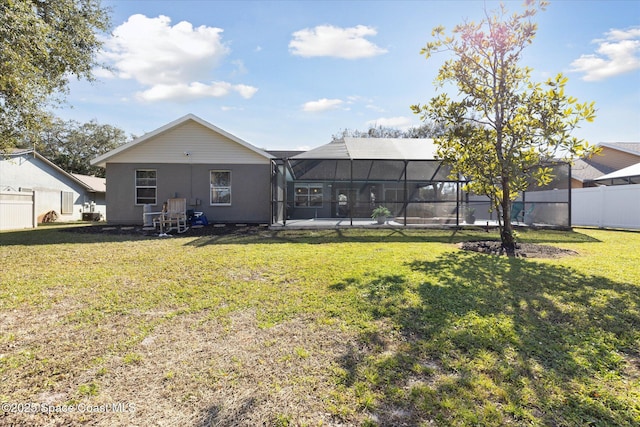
[59,0,640,151]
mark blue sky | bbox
[60,0,640,151]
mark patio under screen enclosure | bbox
[270,138,572,228]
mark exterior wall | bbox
[105,163,272,224]
[595,147,640,171]
[571,178,584,189]
[0,154,91,221]
[104,121,269,165]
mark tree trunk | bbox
[501,183,516,257]
[501,222,516,257]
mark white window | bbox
[135,169,157,205]
[211,170,231,205]
[61,191,74,214]
[294,184,323,207]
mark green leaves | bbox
[0,0,111,149]
[36,118,128,177]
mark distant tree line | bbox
[332,122,446,141]
[34,118,129,178]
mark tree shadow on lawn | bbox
[185,226,600,247]
[1,224,601,247]
[334,252,640,426]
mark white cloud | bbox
[136,81,258,102]
[234,84,259,99]
[100,14,257,102]
[365,116,414,130]
[289,25,388,59]
[570,27,640,81]
[302,98,345,112]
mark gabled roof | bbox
[3,149,103,192]
[91,114,274,167]
[292,137,438,160]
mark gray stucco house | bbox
[91,114,275,224]
[93,114,572,228]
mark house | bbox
[571,143,640,187]
[0,149,106,229]
[93,114,572,228]
[91,114,275,224]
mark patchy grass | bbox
[0,225,638,426]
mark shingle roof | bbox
[571,158,617,182]
[71,174,106,193]
[267,150,306,159]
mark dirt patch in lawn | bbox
[1,309,377,426]
[459,240,578,258]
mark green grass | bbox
[0,225,639,426]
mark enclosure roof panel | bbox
[345,138,437,159]
[291,139,350,159]
[291,137,437,160]
[594,161,640,181]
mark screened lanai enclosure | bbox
[270,138,572,228]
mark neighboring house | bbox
[0,149,106,228]
[571,142,640,187]
[91,114,275,224]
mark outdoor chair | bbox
[511,201,535,225]
[159,198,189,233]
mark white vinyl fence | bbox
[572,184,640,229]
[0,190,37,231]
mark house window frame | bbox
[210,170,232,206]
[294,183,323,208]
[135,169,157,205]
[61,191,74,214]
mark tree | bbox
[411,0,596,255]
[0,0,111,150]
[38,119,128,177]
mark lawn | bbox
[0,225,638,426]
